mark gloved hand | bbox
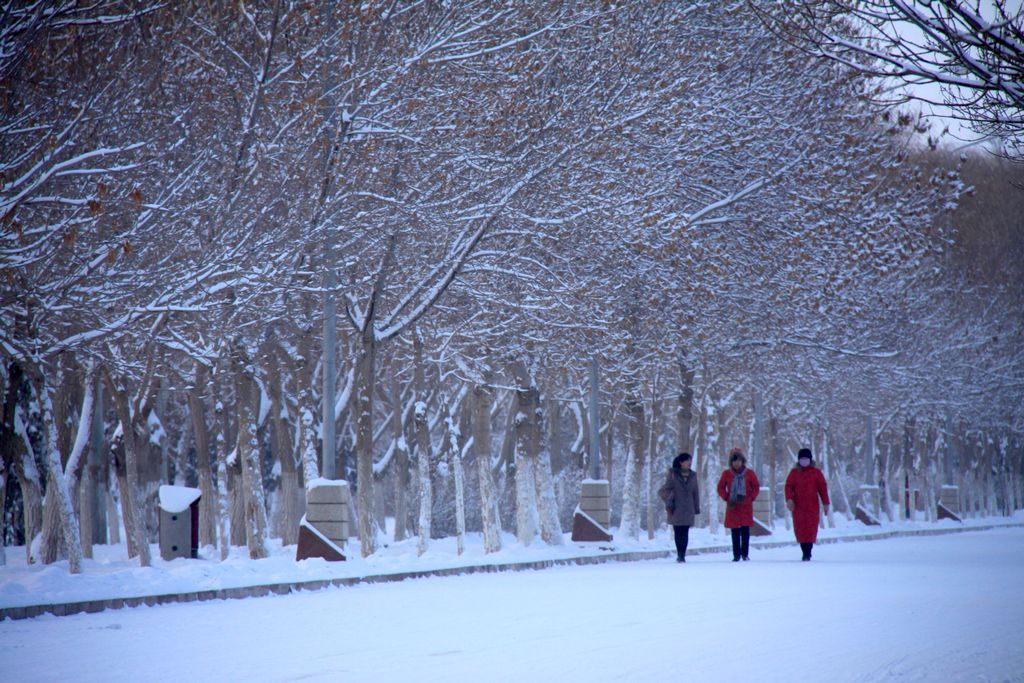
[786,499,795,512]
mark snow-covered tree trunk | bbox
[86,374,107,546]
[105,375,151,567]
[473,377,502,554]
[984,436,998,516]
[38,370,72,565]
[415,397,432,556]
[187,365,217,548]
[704,394,721,535]
[216,448,231,562]
[619,385,646,540]
[646,393,661,540]
[533,437,563,546]
[37,374,87,573]
[104,469,120,546]
[510,360,549,546]
[444,403,466,555]
[215,368,245,548]
[414,335,432,556]
[299,406,320,488]
[7,364,44,563]
[392,373,410,542]
[546,393,563,476]
[821,428,835,528]
[354,339,377,557]
[903,416,916,522]
[232,347,268,560]
[266,355,299,545]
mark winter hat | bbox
[797,448,813,462]
[730,448,746,464]
[673,452,692,468]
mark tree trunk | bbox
[768,407,779,528]
[3,362,43,562]
[619,382,645,540]
[392,373,410,542]
[0,456,6,565]
[38,371,93,573]
[188,364,218,548]
[547,393,563,475]
[509,361,539,546]
[414,334,432,556]
[214,369,245,548]
[87,374,107,545]
[821,427,836,528]
[232,345,268,559]
[354,333,377,557]
[903,415,916,521]
[442,401,466,555]
[704,392,720,534]
[532,418,563,546]
[646,391,661,540]
[677,357,695,454]
[105,374,151,567]
[266,356,300,545]
[79,465,94,560]
[38,367,73,565]
[473,374,502,554]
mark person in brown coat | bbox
[658,452,700,563]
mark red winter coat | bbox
[785,465,830,543]
[716,467,760,529]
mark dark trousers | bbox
[731,526,751,559]
[801,542,814,560]
[673,525,690,560]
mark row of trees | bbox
[2,1,1021,572]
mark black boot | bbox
[800,542,812,561]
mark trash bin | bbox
[158,485,201,560]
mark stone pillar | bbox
[297,480,350,561]
[751,486,772,535]
[938,485,962,522]
[572,479,612,542]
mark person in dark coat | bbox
[785,447,831,561]
[717,448,760,561]
[658,452,700,562]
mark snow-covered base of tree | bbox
[3,524,1024,682]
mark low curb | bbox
[3,521,1021,622]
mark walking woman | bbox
[785,448,831,561]
[658,453,700,563]
[717,448,760,561]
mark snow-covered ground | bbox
[2,518,1024,683]
[2,513,1021,611]
[1,525,1022,682]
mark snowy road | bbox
[2,528,1022,683]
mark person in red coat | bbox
[785,448,831,561]
[717,448,760,562]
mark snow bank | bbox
[1,511,1021,613]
